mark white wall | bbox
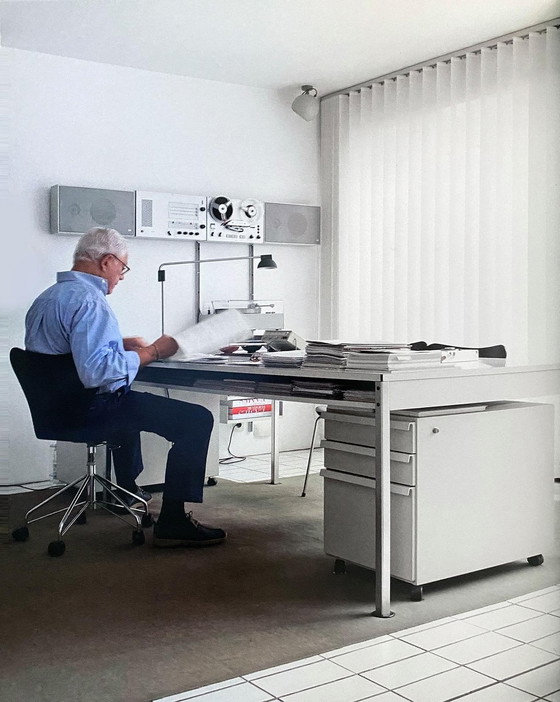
[4,48,320,483]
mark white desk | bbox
[136,359,560,617]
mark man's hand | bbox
[123,336,150,351]
[135,334,179,366]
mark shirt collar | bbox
[57,270,109,295]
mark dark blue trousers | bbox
[82,389,213,503]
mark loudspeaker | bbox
[264,202,320,245]
[50,185,135,236]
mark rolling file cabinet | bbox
[321,402,554,600]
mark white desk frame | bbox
[136,360,560,618]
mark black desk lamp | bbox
[157,253,277,334]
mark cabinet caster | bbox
[410,585,424,602]
[206,476,218,487]
[48,540,66,557]
[333,558,346,574]
[76,512,87,525]
[527,554,544,566]
[141,513,154,528]
[132,530,145,546]
[12,526,29,542]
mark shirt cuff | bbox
[124,349,141,385]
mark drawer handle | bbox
[432,427,440,433]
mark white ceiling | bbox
[1,0,559,96]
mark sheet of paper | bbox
[171,309,251,361]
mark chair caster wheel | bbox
[333,558,346,574]
[132,530,145,546]
[12,526,29,542]
[141,513,154,528]
[527,554,544,566]
[206,476,218,487]
[76,512,87,525]
[48,540,65,557]
[410,585,424,602]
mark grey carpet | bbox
[1,475,558,702]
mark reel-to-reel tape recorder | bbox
[206,196,264,243]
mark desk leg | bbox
[373,380,394,618]
[270,400,280,484]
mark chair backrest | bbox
[410,341,507,359]
[10,348,98,440]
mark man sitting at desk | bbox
[25,227,226,547]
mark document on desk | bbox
[170,310,251,361]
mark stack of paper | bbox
[292,380,343,398]
[261,350,305,368]
[257,381,294,396]
[302,341,350,369]
[345,349,443,370]
[222,378,258,395]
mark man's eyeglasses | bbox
[107,253,130,275]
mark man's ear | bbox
[98,254,111,272]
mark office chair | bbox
[301,405,327,497]
[10,348,152,557]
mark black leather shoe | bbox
[115,486,152,509]
[153,511,226,547]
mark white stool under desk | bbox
[321,401,554,601]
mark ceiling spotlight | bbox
[291,85,319,121]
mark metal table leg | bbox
[373,380,394,618]
[270,400,280,484]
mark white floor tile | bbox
[552,609,560,618]
[497,614,560,643]
[244,656,323,681]
[361,693,411,701]
[466,643,558,680]
[362,651,456,688]
[510,586,560,603]
[153,678,271,702]
[186,683,274,702]
[278,673,386,701]
[434,632,521,664]
[518,591,560,614]
[250,659,351,698]
[322,635,393,658]
[454,683,537,700]
[391,617,455,638]
[453,602,511,620]
[543,690,560,701]
[532,631,560,654]
[398,620,484,651]
[507,659,560,697]
[462,605,541,631]
[395,666,494,702]
[329,638,423,673]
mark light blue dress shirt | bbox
[25,271,140,394]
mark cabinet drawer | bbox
[321,469,415,582]
[324,409,416,453]
[322,440,416,486]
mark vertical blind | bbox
[320,26,559,363]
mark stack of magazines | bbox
[302,341,351,369]
[345,348,443,371]
[303,341,412,370]
[292,380,343,398]
[261,350,305,368]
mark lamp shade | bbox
[291,85,319,121]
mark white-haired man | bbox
[25,227,226,547]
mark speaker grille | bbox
[264,202,320,245]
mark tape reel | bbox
[240,199,264,221]
[208,196,234,223]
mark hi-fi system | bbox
[50,186,320,245]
